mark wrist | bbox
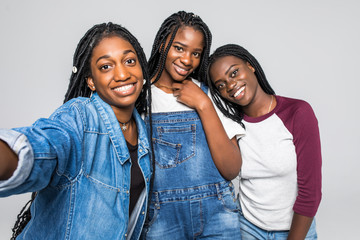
[196,97,213,113]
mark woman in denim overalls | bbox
[141,11,244,239]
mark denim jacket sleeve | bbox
[0,100,85,196]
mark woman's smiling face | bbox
[162,26,204,83]
[210,55,260,108]
[87,36,143,111]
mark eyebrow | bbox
[95,49,136,64]
[214,63,238,85]
[224,64,238,75]
[173,41,203,52]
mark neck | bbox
[110,105,138,144]
[152,68,180,92]
[111,105,134,123]
[153,76,175,93]
[118,117,133,131]
[120,117,138,145]
[243,94,275,118]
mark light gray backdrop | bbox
[0,0,359,239]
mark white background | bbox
[0,0,359,239]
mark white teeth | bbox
[174,65,189,74]
[233,86,245,98]
[114,84,133,91]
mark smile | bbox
[114,84,134,92]
[233,86,245,98]
[173,64,190,76]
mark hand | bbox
[0,140,18,180]
[172,80,212,111]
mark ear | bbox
[87,77,96,91]
[246,62,255,73]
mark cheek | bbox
[218,89,229,100]
[193,58,201,69]
[165,50,176,61]
[134,70,144,90]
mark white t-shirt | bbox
[151,79,245,140]
[235,95,322,231]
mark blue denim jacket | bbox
[0,93,151,240]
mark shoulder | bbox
[44,97,94,130]
[189,78,202,87]
[276,95,318,133]
[276,95,315,116]
[50,97,91,117]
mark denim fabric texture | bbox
[0,92,151,240]
[141,85,241,239]
[239,206,317,240]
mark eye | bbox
[125,58,136,65]
[193,52,201,58]
[100,64,111,71]
[230,69,238,78]
[174,45,183,52]
[216,82,225,90]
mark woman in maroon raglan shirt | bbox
[207,44,322,240]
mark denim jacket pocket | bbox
[153,124,195,169]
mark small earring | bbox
[143,79,146,85]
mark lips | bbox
[112,83,136,95]
[114,84,134,91]
[173,63,191,76]
[232,85,245,99]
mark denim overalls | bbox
[142,85,241,239]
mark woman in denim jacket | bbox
[0,23,152,240]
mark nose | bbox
[226,79,237,92]
[180,52,192,66]
[114,64,130,81]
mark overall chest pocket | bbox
[153,124,196,169]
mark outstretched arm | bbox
[173,80,241,180]
[0,140,18,180]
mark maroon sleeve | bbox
[291,101,322,217]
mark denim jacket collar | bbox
[91,92,150,165]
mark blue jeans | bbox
[142,181,241,239]
[239,207,317,240]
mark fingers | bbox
[172,82,183,100]
[172,82,182,90]
[173,89,180,98]
[171,80,196,103]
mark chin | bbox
[173,75,189,82]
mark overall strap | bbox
[200,82,208,94]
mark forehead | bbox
[214,55,244,67]
[172,26,205,48]
[210,56,245,78]
[92,36,135,57]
